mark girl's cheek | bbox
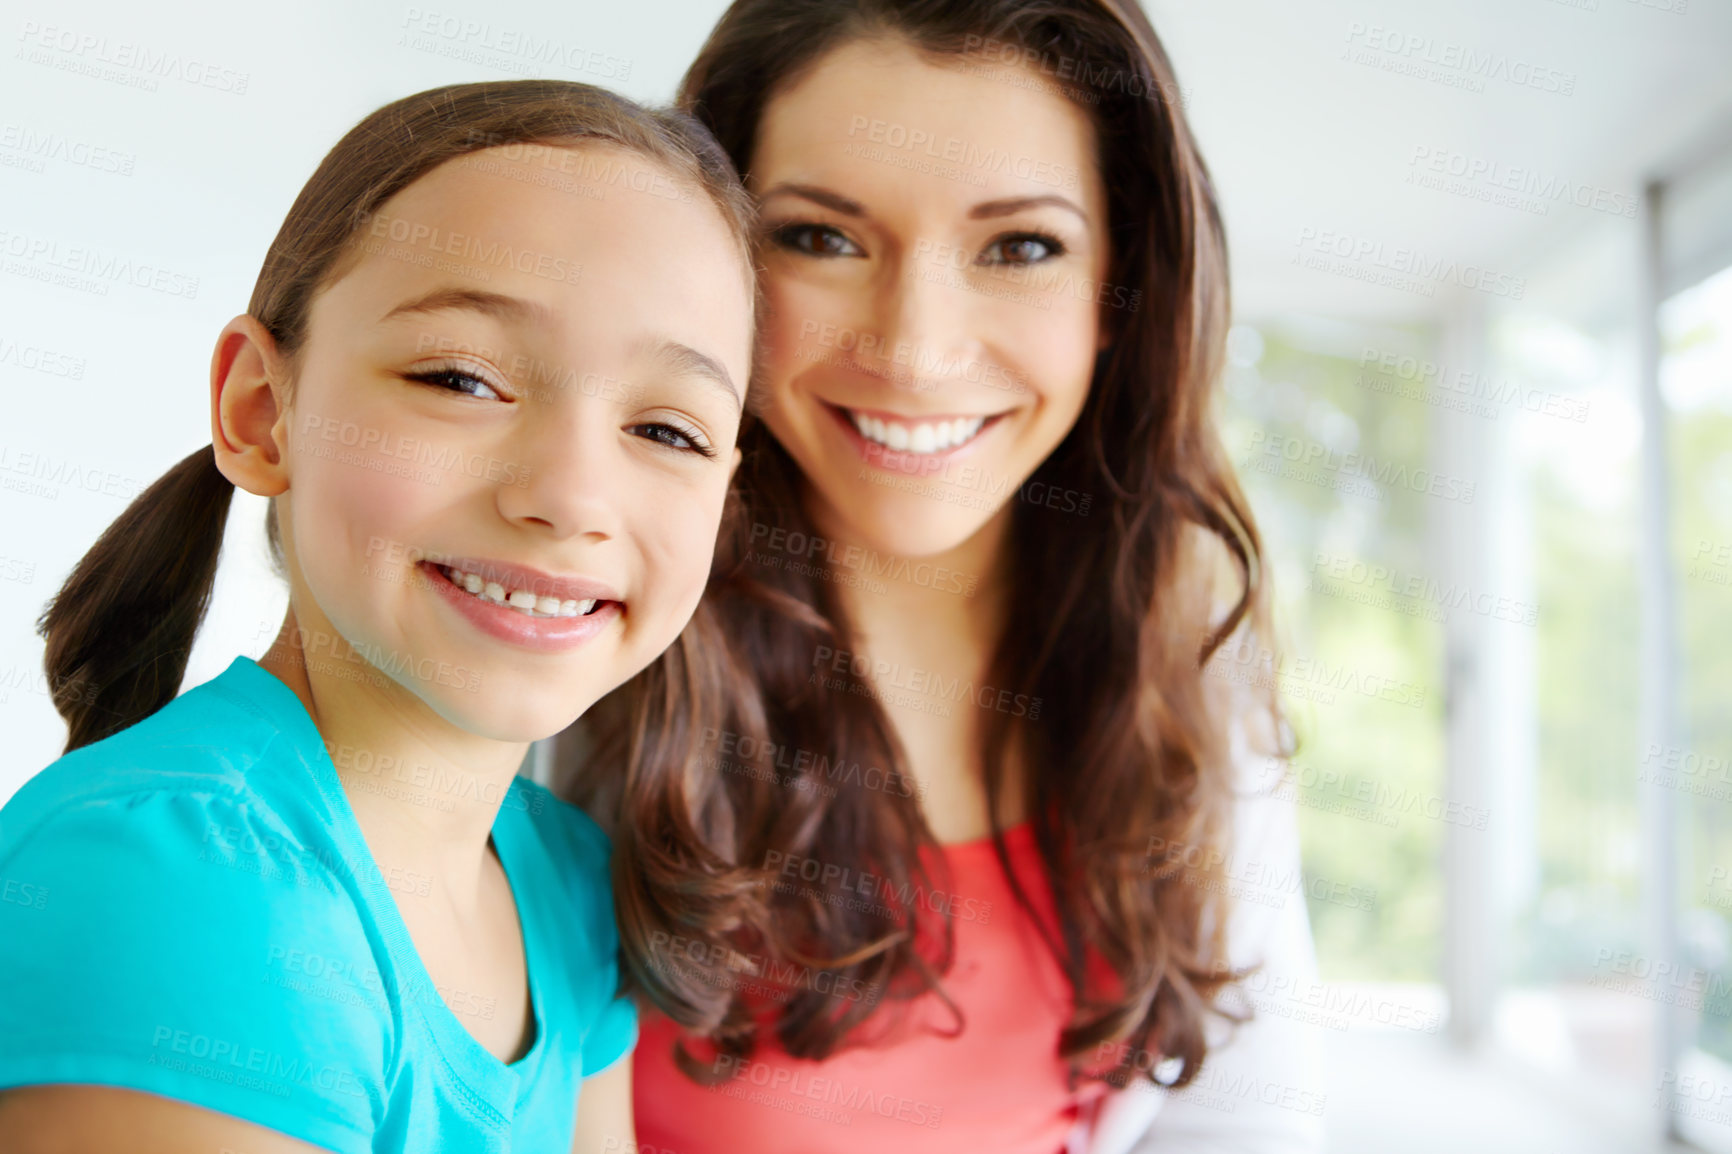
[294,452,437,599]
[635,484,729,618]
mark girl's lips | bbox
[420,561,622,653]
[822,402,1008,471]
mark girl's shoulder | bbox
[0,666,391,1151]
[0,658,382,970]
[0,783,390,1150]
[2,657,348,884]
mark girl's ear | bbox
[210,315,291,498]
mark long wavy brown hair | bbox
[561,0,1285,1093]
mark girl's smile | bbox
[419,557,622,653]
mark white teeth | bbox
[850,411,988,455]
[442,569,603,618]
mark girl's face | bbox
[750,37,1111,557]
[276,143,751,741]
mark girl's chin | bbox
[424,689,592,745]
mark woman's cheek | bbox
[761,274,832,399]
[994,298,1097,410]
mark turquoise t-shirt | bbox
[0,656,636,1153]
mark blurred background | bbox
[0,1,1728,1149]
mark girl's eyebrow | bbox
[380,286,554,327]
[637,335,741,411]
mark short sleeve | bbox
[0,790,388,1154]
[581,990,639,1075]
[519,783,639,1077]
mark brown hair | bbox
[38,80,755,754]
[566,0,1286,1093]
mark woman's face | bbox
[750,36,1111,558]
[274,143,752,742]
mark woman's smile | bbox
[821,400,1016,469]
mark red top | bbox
[632,822,1105,1153]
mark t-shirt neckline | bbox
[215,655,551,1119]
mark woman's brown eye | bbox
[772,223,862,257]
[981,234,1061,265]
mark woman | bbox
[564,2,1323,1150]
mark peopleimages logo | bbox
[1293,227,1526,300]
[15,21,251,94]
[0,123,136,175]
[1406,146,1637,219]
[845,115,1079,190]
[1242,429,1477,505]
[1357,346,1590,424]
[1342,22,1576,96]
[0,228,200,299]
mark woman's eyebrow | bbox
[969,195,1089,224]
[759,184,1087,228]
[380,286,555,326]
[757,182,865,217]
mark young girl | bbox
[566,2,1321,1151]
[0,81,755,1154]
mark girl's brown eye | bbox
[628,421,716,459]
[406,367,504,401]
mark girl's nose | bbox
[492,406,623,543]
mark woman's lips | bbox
[420,561,622,653]
[823,402,1008,471]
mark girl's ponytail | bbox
[37,446,234,752]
